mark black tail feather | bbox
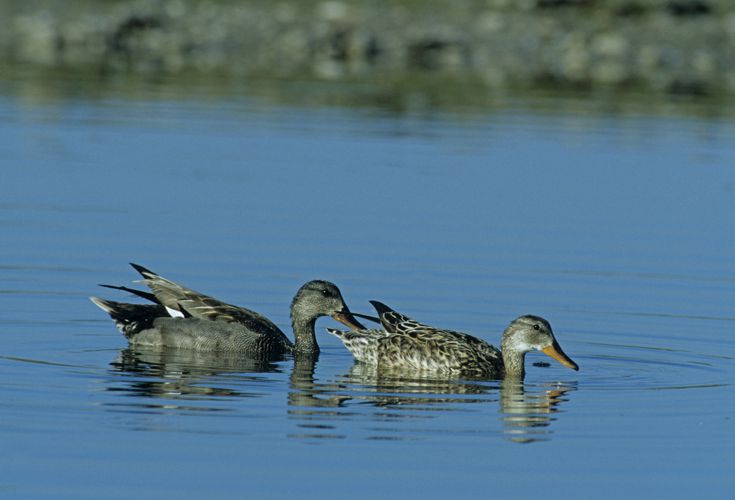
[90,296,166,339]
[369,300,396,317]
[99,284,158,304]
[129,262,157,279]
[350,311,382,324]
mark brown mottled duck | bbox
[328,300,579,379]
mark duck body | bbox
[91,263,363,356]
[330,324,504,377]
[329,301,579,379]
[122,316,291,354]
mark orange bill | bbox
[331,308,366,330]
[542,341,579,371]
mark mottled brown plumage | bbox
[328,301,579,379]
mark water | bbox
[1,73,734,498]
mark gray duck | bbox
[91,263,364,356]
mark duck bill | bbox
[350,311,382,324]
[542,341,579,371]
[331,308,366,330]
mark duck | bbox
[90,263,365,356]
[328,300,579,379]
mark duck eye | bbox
[533,324,540,331]
[321,289,331,297]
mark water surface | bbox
[1,74,733,498]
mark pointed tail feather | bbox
[90,296,116,314]
[90,296,166,339]
[349,311,381,324]
[326,328,376,363]
[368,300,415,333]
[129,262,158,279]
[369,300,395,316]
[327,328,375,343]
[98,284,158,304]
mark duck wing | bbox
[130,263,284,336]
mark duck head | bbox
[501,315,579,372]
[291,280,365,330]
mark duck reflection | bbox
[288,362,576,443]
[288,355,350,408]
[340,363,494,404]
[285,355,355,440]
[498,379,576,443]
[108,347,283,401]
[107,348,575,443]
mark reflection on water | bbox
[287,356,355,440]
[3,66,735,123]
[333,363,575,443]
[107,347,283,403]
[288,356,352,409]
[499,380,576,444]
[106,347,575,443]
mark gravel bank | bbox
[2,0,735,94]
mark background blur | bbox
[3,0,735,95]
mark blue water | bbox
[1,77,734,498]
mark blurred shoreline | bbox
[2,0,734,97]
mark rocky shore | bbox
[2,0,735,95]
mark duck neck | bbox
[501,338,526,379]
[291,315,320,355]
